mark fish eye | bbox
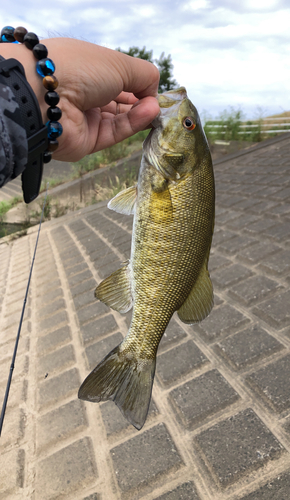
[183,117,196,130]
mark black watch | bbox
[0,57,48,203]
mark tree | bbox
[116,46,178,93]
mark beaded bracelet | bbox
[0,25,62,164]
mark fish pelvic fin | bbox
[95,261,133,313]
[178,259,214,324]
[78,344,156,430]
[108,185,137,215]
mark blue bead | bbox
[1,26,15,43]
[46,121,63,140]
[36,58,55,77]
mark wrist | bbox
[0,42,47,122]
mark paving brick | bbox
[194,408,284,488]
[263,221,290,241]
[35,437,97,499]
[246,354,290,413]
[214,325,284,370]
[73,288,96,310]
[39,309,68,335]
[226,213,260,230]
[245,218,276,235]
[169,369,239,429]
[80,314,119,346]
[37,399,88,451]
[84,332,124,371]
[258,249,290,276]
[1,407,26,449]
[253,290,290,329]
[240,470,290,499]
[0,448,25,496]
[68,269,93,287]
[101,399,159,438]
[159,318,187,351]
[0,335,29,360]
[153,481,200,499]
[0,354,28,383]
[208,253,231,272]
[0,379,26,408]
[35,286,63,307]
[38,368,81,411]
[37,344,76,379]
[157,340,209,387]
[0,319,30,344]
[37,325,72,355]
[110,423,183,494]
[36,277,62,297]
[63,254,82,269]
[237,241,281,265]
[70,278,97,298]
[196,304,250,343]
[212,229,236,247]
[36,297,66,320]
[217,235,257,255]
[212,263,252,289]
[229,275,284,306]
[77,301,110,325]
[65,261,88,277]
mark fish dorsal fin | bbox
[108,185,137,215]
[95,262,133,313]
[177,260,213,324]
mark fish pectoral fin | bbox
[178,261,214,324]
[78,344,156,430]
[108,185,137,215]
[95,262,133,313]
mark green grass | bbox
[40,130,149,193]
[203,106,289,144]
[0,197,22,222]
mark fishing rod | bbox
[0,185,49,437]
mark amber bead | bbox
[23,32,39,50]
[43,75,59,91]
[47,139,59,152]
[14,26,28,43]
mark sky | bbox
[1,0,289,120]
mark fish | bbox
[78,87,215,430]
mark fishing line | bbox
[0,184,49,437]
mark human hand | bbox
[1,38,160,161]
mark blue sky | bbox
[1,0,289,119]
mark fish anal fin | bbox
[178,261,214,324]
[108,185,137,215]
[95,262,133,313]
[78,344,156,430]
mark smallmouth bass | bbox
[78,87,215,430]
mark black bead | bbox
[45,91,60,107]
[33,43,48,60]
[23,32,39,50]
[47,106,62,121]
[43,150,52,164]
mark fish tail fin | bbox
[78,344,156,430]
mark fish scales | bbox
[79,87,215,430]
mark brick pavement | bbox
[0,133,290,499]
